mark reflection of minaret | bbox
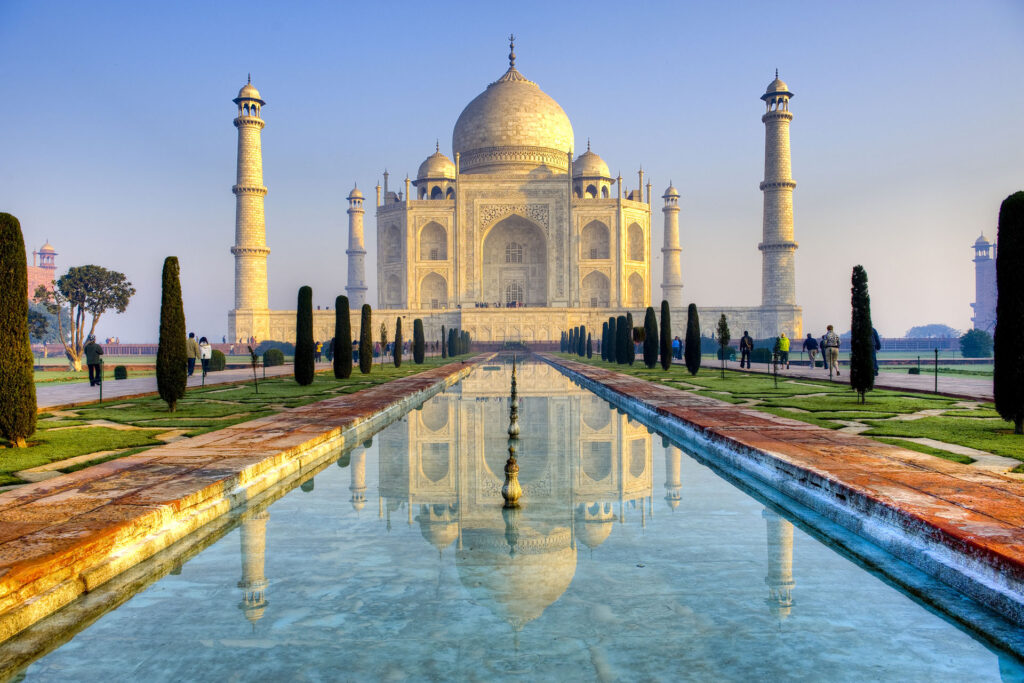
[351,448,367,511]
[238,510,269,626]
[762,508,795,620]
[664,446,682,510]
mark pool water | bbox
[13,361,1024,681]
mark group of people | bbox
[185,333,213,377]
[737,325,879,376]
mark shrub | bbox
[643,307,658,368]
[210,349,226,371]
[660,300,672,371]
[413,318,425,364]
[716,346,736,360]
[334,295,352,379]
[751,348,773,364]
[908,367,921,375]
[157,256,187,412]
[359,304,372,374]
[114,365,128,380]
[995,190,1024,434]
[0,213,37,446]
[394,317,403,368]
[684,304,700,376]
[263,348,285,367]
[850,265,875,403]
[255,340,295,356]
[577,324,586,356]
[960,329,993,358]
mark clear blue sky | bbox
[2,0,1022,341]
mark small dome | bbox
[348,185,364,200]
[38,242,56,253]
[762,71,793,101]
[234,79,265,104]
[417,147,456,180]
[663,183,679,198]
[974,233,990,246]
[573,144,610,179]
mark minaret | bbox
[971,233,996,333]
[664,445,682,510]
[231,77,270,337]
[237,510,270,626]
[762,507,795,620]
[346,186,367,308]
[759,72,798,309]
[661,184,683,308]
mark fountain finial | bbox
[501,356,522,507]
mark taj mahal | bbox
[228,39,802,344]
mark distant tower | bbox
[971,233,997,333]
[346,186,367,308]
[350,448,367,511]
[664,445,682,510]
[762,507,795,620]
[661,184,684,308]
[759,72,798,310]
[230,77,270,338]
[237,510,270,626]
[27,241,58,297]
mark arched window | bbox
[506,281,523,305]
[430,186,443,199]
[383,225,402,263]
[419,222,447,260]
[581,221,610,260]
[585,184,598,199]
[581,271,610,308]
[627,223,644,261]
[445,187,454,199]
[627,272,644,307]
[601,186,610,198]
[505,242,523,263]
[420,272,447,309]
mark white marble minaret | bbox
[230,77,270,343]
[759,72,798,309]
[345,186,367,308]
[661,184,683,308]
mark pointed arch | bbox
[419,272,447,309]
[627,222,644,261]
[627,272,644,308]
[419,221,447,260]
[581,270,610,308]
[581,220,610,260]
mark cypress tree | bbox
[413,318,425,364]
[626,312,635,365]
[849,265,874,403]
[448,327,456,357]
[334,295,352,379]
[570,327,576,353]
[601,322,609,361]
[294,286,315,385]
[616,315,629,364]
[995,192,1024,434]
[0,213,37,446]
[359,304,372,374]
[684,303,701,376]
[157,256,187,411]
[643,306,658,368]
[716,314,731,379]
[660,300,672,371]
[578,325,586,356]
[441,325,447,358]
[608,316,617,363]
[393,317,403,368]
[586,333,593,359]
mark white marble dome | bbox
[452,65,574,174]
[573,145,610,179]
[417,148,456,180]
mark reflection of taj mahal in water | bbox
[233,363,797,632]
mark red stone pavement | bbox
[543,354,1024,625]
[0,357,484,642]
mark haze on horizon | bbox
[1,0,1021,342]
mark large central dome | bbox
[452,57,574,175]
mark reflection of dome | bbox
[417,147,456,180]
[457,527,575,630]
[573,144,610,179]
[417,504,459,551]
[575,502,615,549]
[452,59,574,174]
[419,401,449,432]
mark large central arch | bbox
[481,215,547,306]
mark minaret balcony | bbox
[232,185,268,197]
[759,180,797,191]
[231,245,271,257]
[758,241,799,252]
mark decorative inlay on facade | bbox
[479,203,550,231]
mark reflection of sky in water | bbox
[20,363,1024,681]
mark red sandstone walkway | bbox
[0,357,484,642]
[543,354,1024,627]
[696,357,994,401]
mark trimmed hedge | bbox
[263,348,285,367]
[114,365,128,380]
[209,349,226,371]
[157,256,187,412]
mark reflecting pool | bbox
[13,361,1024,681]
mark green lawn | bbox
[555,354,1021,466]
[1,355,468,486]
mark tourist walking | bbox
[84,335,103,386]
[872,327,881,376]
[739,331,753,369]
[778,333,791,369]
[823,325,841,375]
[802,333,819,368]
[186,332,200,376]
[198,336,212,376]
[315,340,323,363]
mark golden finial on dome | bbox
[508,34,516,68]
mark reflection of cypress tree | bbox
[995,192,1024,434]
[294,286,315,386]
[849,266,874,403]
[616,315,628,364]
[413,318,425,364]
[684,303,701,376]
[334,295,352,379]
[157,256,187,411]
[359,304,372,374]
[0,213,37,446]
[643,306,658,368]
[660,300,672,371]
[607,316,617,363]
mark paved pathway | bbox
[697,357,993,401]
[34,363,323,411]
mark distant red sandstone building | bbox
[27,241,57,298]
